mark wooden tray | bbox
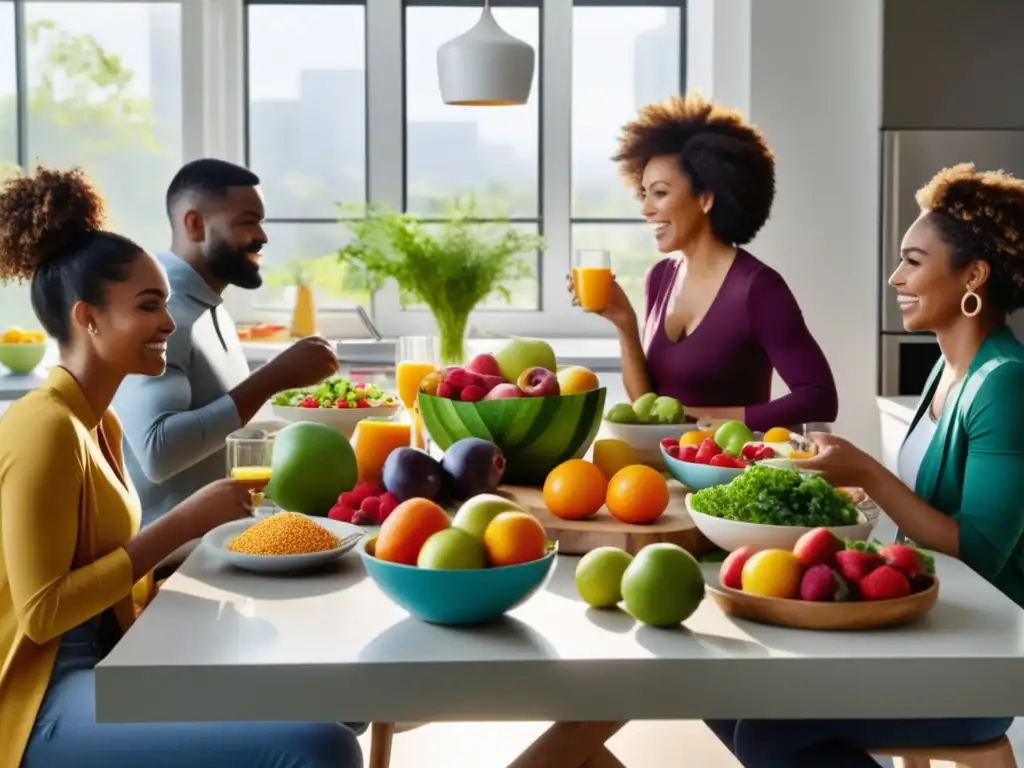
[706,579,940,631]
[500,484,713,558]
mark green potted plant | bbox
[336,198,546,366]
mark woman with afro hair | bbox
[0,167,363,767]
[570,93,838,431]
[708,163,1024,765]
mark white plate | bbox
[271,404,400,439]
[202,514,365,574]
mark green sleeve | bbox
[956,362,1024,581]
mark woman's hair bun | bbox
[0,166,107,283]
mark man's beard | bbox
[207,236,264,290]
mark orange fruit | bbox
[679,429,712,446]
[374,497,450,565]
[605,465,670,524]
[543,459,607,520]
[482,511,547,566]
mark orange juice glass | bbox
[571,266,581,302]
[231,466,272,481]
[354,420,412,485]
[574,249,613,312]
[397,360,435,410]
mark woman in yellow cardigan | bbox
[0,168,363,767]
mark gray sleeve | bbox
[114,324,241,484]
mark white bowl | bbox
[684,493,876,552]
[601,420,701,469]
[272,404,400,440]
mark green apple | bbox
[575,547,633,608]
[494,338,557,384]
[604,403,638,424]
[714,419,755,456]
[451,493,525,540]
[621,543,705,627]
[632,392,658,423]
[417,528,487,570]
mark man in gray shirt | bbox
[114,159,338,526]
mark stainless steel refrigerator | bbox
[879,129,1024,397]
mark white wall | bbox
[0,285,35,331]
[688,0,882,456]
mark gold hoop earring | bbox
[961,290,982,318]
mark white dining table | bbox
[96,547,1024,765]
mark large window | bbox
[0,0,183,330]
[245,1,369,309]
[236,0,686,337]
[571,4,684,314]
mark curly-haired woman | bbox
[707,163,1024,766]
[568,93,838,431]
[0,167,363,767]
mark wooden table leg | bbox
[506,721,627,768]
[369,722,395,768]
[580,745,628,768]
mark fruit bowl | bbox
[0,342,46,375]
[271,404,401,440]
[685,494,876,552]
[602,421,700,470]
[417,388,606,486]
[707,574,939,631]
[662,447,747,491]
[359,536,558,625]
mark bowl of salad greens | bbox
[684,465,875,552]
[271,377,400,438]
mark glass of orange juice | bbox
[396,337,437,450]
[226,429,275,512]
[574,249,613,312]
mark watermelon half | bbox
[418,388,606,486]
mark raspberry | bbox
[679,445,698,463]
[660,437,679,448]
[437,382,455,399]
[460,385,486,402]
[443,368,476,390]
[665,443,680,458]
[338,491,360,508]
[360,496,382,524]
[328,505,356,523]
[378,492,400,521]
[351,510,372,527]
[353,481,382,499]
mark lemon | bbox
[592,439,639,480]
[1,327,24,344]
[762,427,792,443]
[741,549,803,598]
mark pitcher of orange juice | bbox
[574,249,613,312]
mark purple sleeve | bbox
[743,268,839,431]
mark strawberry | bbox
[360,496,382,524]
[878,544,931,577]
[793,527,843,568]
[356,399,371,408]
[328,504,356,523]
[835,549,883,584]
[740,443,773,461]
[665,444,681,459]
[660,437,679,449]
[710,453,745,468]
[335,399,350,408]
[694,437,721,465]
[299,396,320,408]
[460,385,486,402]
[679,445,698,463]
[858,565,911,601]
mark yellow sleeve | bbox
[1,409,135,645]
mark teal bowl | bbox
[0,343,46,374]
[661,446,747,490]
[359,536,558,626]
[418,388,606,486]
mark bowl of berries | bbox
[659,434,751,491]
[272,376,400,439]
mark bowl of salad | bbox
[271,377,400,439]
[684,465,876,552]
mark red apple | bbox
[719,545,759,590]
[516,367,560,397]
[483,383,523,400]
[466,353,502,379]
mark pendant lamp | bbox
[437,0,536,106]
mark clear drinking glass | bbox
[396,336,437,451]
[226,428,275,514]
[573,248,613,312]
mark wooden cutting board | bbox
[500,484,713,557]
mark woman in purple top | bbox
[570,94,838,432]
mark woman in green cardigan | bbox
[707,163,1024,767]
